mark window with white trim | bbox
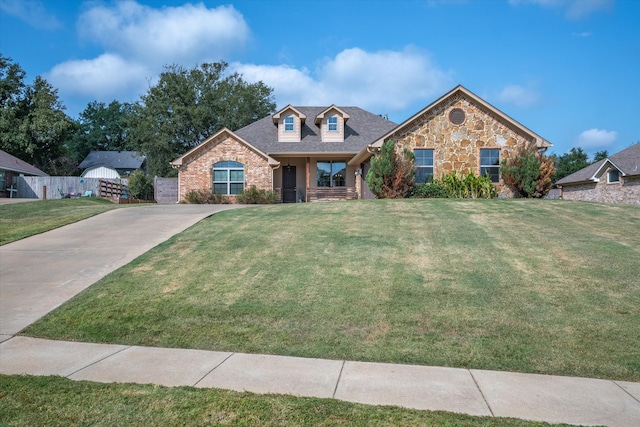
[607,170,620,183]
[213,161,244,195]
[284,116,294,131]
[414,149,434,184]
[328,116,338,131]
[480,149,500,183]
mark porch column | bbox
[306,157,310,202]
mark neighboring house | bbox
[0,149,48,198]
[79,151,146,179]
[171,85,552,202]
[350,85,552,198]
[556,142,640,205]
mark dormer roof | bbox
[314,105,350,126]
[272,105,307,125]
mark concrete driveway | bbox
[0,204,247,336]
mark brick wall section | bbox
[177,133,273,202]
[390,93,536,197]
[561,174,640,205]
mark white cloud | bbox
[577,128,617,149]
[46,54,150,101]
[508,0,613,20]
[0,0,61,30]
[77,1,249,69]
[497,84,542,108]
[233,47,452,114]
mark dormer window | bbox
[328,116,338,132]
[608,170,620,183]
[284,116,294,131]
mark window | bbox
[608,170,620,183]
[213,161,244,195]
[284,116,294,131]
[0,170,5,192]
[414,149,434,184]
[328,116,338,131]
[480,149,500,183]
[317,161,346,187]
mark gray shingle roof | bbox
[0,150,48,176]
[556,142,640,185]
[234,107,397,155]
[79,151,146,170]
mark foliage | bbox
[236,185,278,204]
[501,144,554,198]
[433,171,496,198]
[0,56,72,173]
[551,147,590,182]
[410,182,448,198]
[65,100,134,164]
[593,150,609,162]
[365,140,415,198]
[127,170,154,200]
[129,62,276,177]
[183,188,229,204]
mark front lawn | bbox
[23,199,640,381]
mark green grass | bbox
[0,375,568,426]
[0,198,118,245]
[23,199,640,381]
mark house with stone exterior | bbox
[555,142,640,205]
[350,85,552,198]
[171,85,551,202]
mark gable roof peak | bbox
[272,105,307,125]
[314,105,350,126]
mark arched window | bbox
[213,161,244,195]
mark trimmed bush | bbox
[236,186,278,204]
[411,183,449,198]
[183,189,229,204]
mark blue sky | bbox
[1,0,638,157]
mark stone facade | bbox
[389,92,537,197]
[560,172,640,205]
[175,133,273,202]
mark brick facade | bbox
[175,133,273,202]
[560,172,640,205]
[389,93,537,197]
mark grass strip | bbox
[0,374,567,426]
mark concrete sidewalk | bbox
[1,203,639,426]
[1,336,639,426]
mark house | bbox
[171,85,552,202]
[171,106,397,202]
[555,142,640,205]
[0,149,48,198]
[350,85,552,198]
[79,151,146,179]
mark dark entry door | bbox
[282,166,296,203]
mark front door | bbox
[282,166,296,203]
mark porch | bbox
[274,186,356,203]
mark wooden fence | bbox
[14,176,104,199]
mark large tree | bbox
[552,147,590,182]
[66,100,135,164]
[1,55,72,172]
[130,62,276,177]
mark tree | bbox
[66,100,135,164]
[1,55,72,173]
[129,62,276,177]
[365,140,415,198]
[501,143,554,198]
[593,150,609,162]
[552,147,590,182]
